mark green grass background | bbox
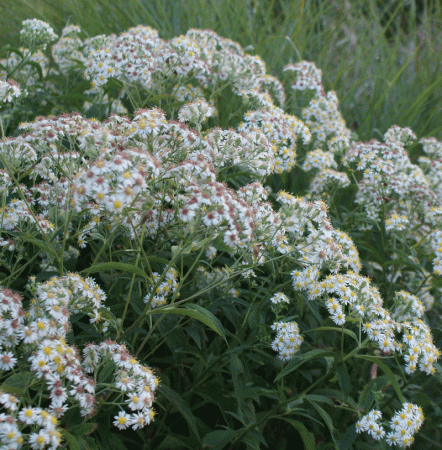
[1,0,441,142]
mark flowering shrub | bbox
[0,20,442,449]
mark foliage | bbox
[1,10,442,450]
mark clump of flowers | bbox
[238,105,310,173]
[178,98,215,125]
[283,61,352,148]
[271,321,304,361]
[51,25,85,74]
[83,341,159,430]
[356,403,424,447]
[144,268,179,308]
[0,80,22,104]
[0,274,159,443]
[20,19,58,50]
[270,292,290,305]
[0,396,62,449]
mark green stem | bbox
[116,224,146,339]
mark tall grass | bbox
[1,0,441,140]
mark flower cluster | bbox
[284,61,352,149]
[144,267,179,308]
[178,98,215,125]
[302,148,337,171]
[0,394,62,450]
[0,272,158,441]
[339,128,442,278]
[269,292,290,305]
[0,80,22,104]
[309,168,350,197]
[20,19,58,50]
[342,131,419,223]
[83,341,159,431]
[80,26,284,112]
[196,266,240,298]
[271,321,304,361]
[385,212,410,231]
[291,259,439,374]
[51,25,85,74]
[356,403,424,447]
[238,105,310,173]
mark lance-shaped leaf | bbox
[355,355,404,403]
[275,349,338,381]
[81,261,149,279]
[150,303,227,342]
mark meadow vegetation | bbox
[1,1,442,449]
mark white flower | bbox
[0,352,17,370]
[130,412,147,430]
[18,407,39,425]
[270,292,290,304]
[0,393,19,411]
[331,311,345,326]
[127,394,143,411]
[28,430,50,449]
[179,207,195,222]
[113,410,130,430]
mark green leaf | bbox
[309,326,358,344]
[357,375,389,412]
[2,45,24,59]
[15,232,57,258]
[22,60,44,80]
[241,433,262,450]
[184,325,202,348]
[98,361,117,384]
[0,384,25,396]
[226,386,277,399]
[314,388,358,409]
[78,436,99,450]
[103,77,124,90]
[248,429,267,446]
[125,327,148,336]
[212,235,235,253]
[355,355,404,403]
[304,297,323,323]
[1,372,33,395]
[151,303,227,342]
[338,425,358,450]
[335,362,351,396]
[145,255,172,265]
[157,435,192,449]
[97,432,128,450]
[275,349,338,381]
[69,423,98,437]
[60,430,81,450]
[303,394,334,405]
[56,93,91,103]
[277,418,315,450]
[81,262,149,279]
[306,398,338,446]
[383,249,424,274]
[74,322,103,339]
[159,384,201,443]
[203,429,236,450]
[97,308,118,328]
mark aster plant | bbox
[0,20,441,449]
